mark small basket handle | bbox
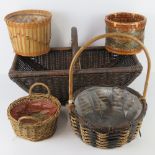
[68,33,151,107]
[71,27,81,70]
[29,82,51,96]
[18,116,39,126]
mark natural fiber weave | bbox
[5,10,52,56]
[105,12,146,55]
[7,83,61,141]
[9,27,142,105]
[68,33,151,148]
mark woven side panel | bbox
[69,112,144,148]
[80,126,93,145]
[128,122,142,142]
[10,71,140,105]
[70,118,131,148]
[7,22,51,56]
[105,26,145,55]
[10,119,57,141]
[70,114,80,135]
[70,93,146,149]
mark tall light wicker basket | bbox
[5,10,52,56]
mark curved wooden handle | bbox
[18,116,39,126]
[68,33,151,105]
[29,82,51,96]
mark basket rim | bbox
[4,9,52,26]
[105,12,146,28]
[7,93,61,127]
[70,87,147,132]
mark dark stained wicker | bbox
[9,27,142,105]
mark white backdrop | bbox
[0,0,154,74]
[0,1,155,155]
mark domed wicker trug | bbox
[68,33,151,148]
[7,83,61,141]
[5,10,52,56]
[105,12,146,55]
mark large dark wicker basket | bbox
[9,27,142,105]
[68,33,151,149]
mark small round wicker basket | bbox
[105,12,146,55]
[68,33,151,148]
[5,10,52,56]
[7,83,61,141]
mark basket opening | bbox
[15,47,139,71]
[10,98,58,123]
[8,14,47,23]
[74,87,143,129]
[107,13,145,24]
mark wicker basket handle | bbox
[68,33,151,106]
[18,116,39,126]
[29,82,51,96]
[71,27,81,70]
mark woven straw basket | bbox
[7,83,61,141]
[105,12,146,55]
[5,10,52,56]
[68,33,151,148]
